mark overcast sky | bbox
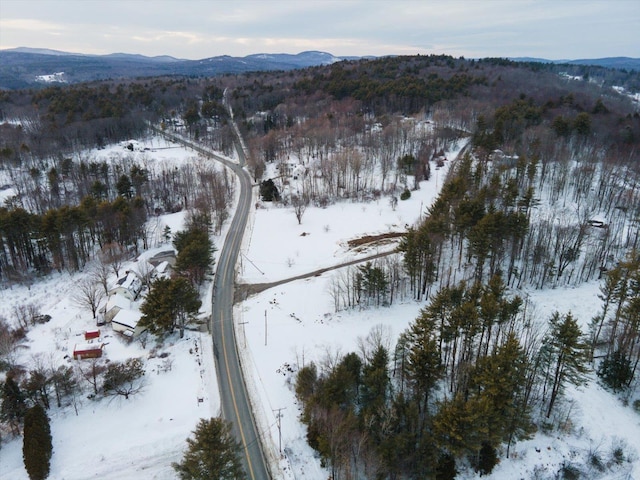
[1,0,638,60]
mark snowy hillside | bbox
[1,135,639,480]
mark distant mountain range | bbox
[510,56,640,71]
[0,48,359,90]
[0,47,637,90]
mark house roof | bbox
[114,271,141,291]
[73,343,103,352]
[106,294,131,311]
[111,309,142,329]
[149,249,176,267]
[155,260,170,275]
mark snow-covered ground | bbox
[0,138,225,479]
[1,136,639,480]
[236,142,640,478]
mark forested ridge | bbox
[1,54,640,478]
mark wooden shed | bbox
[84,329,101,341]
[73,343,104,360]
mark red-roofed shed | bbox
[73,343,104,360]
[84,329,100,341]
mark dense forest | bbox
[1,54,640,478]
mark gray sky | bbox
[1,0,638,60]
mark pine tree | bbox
[432,393,484,458]
[140,277,202,338]
[173,227,215,285]
[435,452,457,480]
[476,442,498,475]
[470,332,534,456]
[1,376,27,435]
[542,311,590,418]
[359,345,390,442]
[172,417,244,480]
[597,350,633,392]
[406,311,443,422]
[23,403,52,480]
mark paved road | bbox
[152,126,270,480]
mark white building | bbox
[111,309,145,338]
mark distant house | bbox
[109,271,142,301]
[489,149,519,167]
[73,343,104,360]
[149,249,176,270]
[588,219,607,228]
[111,309,145,338]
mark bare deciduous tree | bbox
[292,194,310,225]
[99,242,128,277]
[76,358,106,397]
[71,277,105,319]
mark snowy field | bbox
[237,144,640,478]
[1,136,639,480]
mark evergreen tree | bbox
[259,179,280,201]
[435,452,457,480]
[140,277,202,338]
[406,310,443,422]
[1,376,27,435]
[432,393,484,458]
[295,362,318,406]
[359,345,390,441]
[116,174,133,198]
[172,417,244,480]
[597,350,633,392]
[469,332,534,455]
[23,403,52,480]
[357,262,389,306]
[541,312,590,418]
[476,442,498,476]
[573,112,592,135]
[173,223,216,285]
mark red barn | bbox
[73,343,104,360]
[84,329,101,341]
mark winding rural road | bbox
[152,125,270,479]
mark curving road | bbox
[152,125,270,480]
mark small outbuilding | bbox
[111,309,145,338]
[73,343,104,360]
[84,329,101,341]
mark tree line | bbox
[295,276,595,479]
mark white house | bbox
[98,294,132,325]
[111,309,145,338]
[109,271,142,301]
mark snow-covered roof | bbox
[73,343,103,352]
[111,309,142,329]
[115,271,141,290]
[155,260,170,275]
[106,294,131,311]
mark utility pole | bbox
[239,321,248,348]
[273,407,286,454]
[264,309,268,346]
